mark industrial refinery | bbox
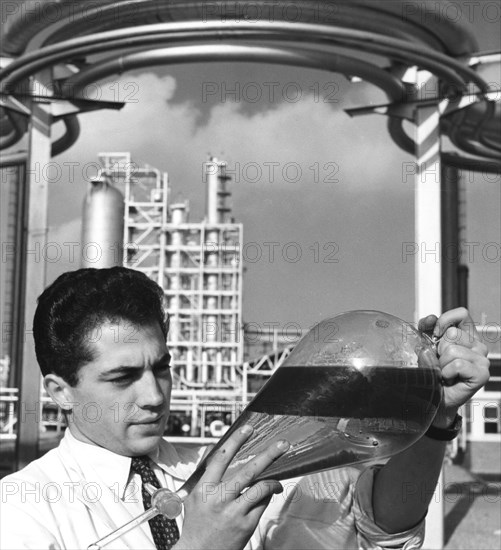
[0,2,500,549]
[0,151,291,444]
[83,153,246,437]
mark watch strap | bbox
[425,414,462,441]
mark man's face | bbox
[62,320,172,456]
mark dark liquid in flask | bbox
[220,365,442,481]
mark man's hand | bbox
[418,307,490,428]
[373,308,490,534]
[174,425,288,550]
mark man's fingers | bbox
[439,346,490,387]
[225,439,290,489]
[203,425,254,482]
[432,307,477,339]
[418,314,438,335]
[437,327,488,356]
[419,309,487,353]
[239,481,283,517]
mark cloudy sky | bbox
[6,1,500,335]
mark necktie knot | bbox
[131,456,160,488]
[131,455,150,469]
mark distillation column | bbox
[169,203,185,345]
[203,157,237,385]
[204,158,220,383]
[81,177,124,268]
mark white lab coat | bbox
[0,430,424,549]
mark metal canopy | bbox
[1,0,499,167]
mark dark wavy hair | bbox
[33,267,169,386]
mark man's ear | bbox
[43,374,75,411]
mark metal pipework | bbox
[0,28,482,158]
[1,20,488,94]
[59,43,404,103]
[2,1,478,58]
[0,1,497,164]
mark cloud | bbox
[56,71,408,211]
[48,70,498,326]
[49,71,414,325]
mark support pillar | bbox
[441,164,459,311]
[15,70,52,469]
[414,70,443,550]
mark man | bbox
[0,267,490,549]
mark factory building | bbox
[83,153,245,437]
[0,153,499,470]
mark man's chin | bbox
[127,432,164,456]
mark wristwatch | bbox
[425,414,463,441]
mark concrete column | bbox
[414,70,443,550]
[16,70,52,469]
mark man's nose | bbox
[137,371,165,408]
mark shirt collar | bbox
[63,429,194,493]
[154,438,198,481]
[63,429,132,496]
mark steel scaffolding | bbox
[97,154,244,394]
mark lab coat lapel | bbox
[57,437,155,549]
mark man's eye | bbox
[110,372,140,384]
[110,376,133,385]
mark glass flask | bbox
[192,309,442,483]
[89,310,442,548]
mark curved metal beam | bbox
[62,44,406,102]
[0,109,27,149]
[51,114,80,157]
[2,0,478,58]
[0,1,497,165]
[387,117,415,155]
[0,22,489,93]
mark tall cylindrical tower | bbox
[169,202,187,344]
[81,177,124,268]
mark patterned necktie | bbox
[131,456,180,550]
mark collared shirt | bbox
[0,429,424,549]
